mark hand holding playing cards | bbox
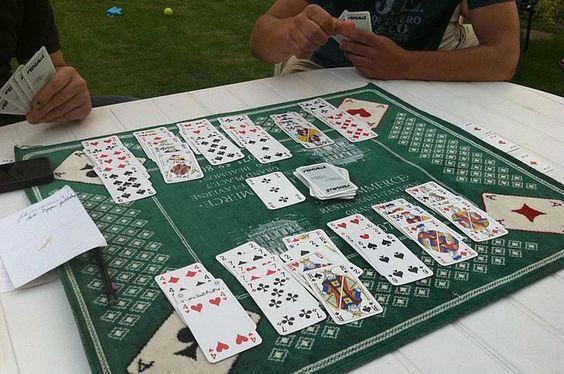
[27,66,92,124]
[336,25,409,80]
[285,5,350,59]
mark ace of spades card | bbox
[54,150,103,185]
[305,265,382,325]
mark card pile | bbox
[299,98,377,142]
[338,98,388,129]
[294,163,357,200]
[405,182,509,242]
[82,136,156,204]
[177,119,244,165]
[333,10,373,43]
[216,241,326,335]
[327,214,433,285]
[279,233,382,324]
[271,112,334,148]
[373,198,478,266]
[0,46,55,115]
[218,115,292,164]
[155,263,261,363]
[134,127,203,183]
[246,171,306,210]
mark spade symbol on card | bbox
[392,270,403,278]
[394,252,404,259]
[381,239,392,247]
[408,266,419,273]
[367,243,378,250]
[379,256,390,263]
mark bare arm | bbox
[339,2,520,81]
[249,0,344,63]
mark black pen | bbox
[94,247,118,305]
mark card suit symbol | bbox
[252,255,264,261]
[268,298,282,308]
[300,250,309,256]
[473,127,481,131]
[408,266,419,273]
[168,276,180,284]
[367,242,378,250]
[381,239,392,246]
[362,306,373,313]
[209,297,221,306]
[379,256,390,263]
[347,108,370,117]
[280,315,295,326]
[235,334,248,345]
[250,275,261,281]
[104,139,113,143]
[136,189,146,195]
[263,155,272,160]
[392,270,404,278]
[337,223,346,229]
[186,271,198,278]
[269,187,280,193]
[350,218,360,225]
[121,193,131,199]
[190,303,203,312]
[278,196,289,203]
[90,141,99,146]
[394,252,404,259]
[215,341,229,352]
[360,234,369,239]
[250,128,258,133]
[245,266,257,272]
[261,178,271,184]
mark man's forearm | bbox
[249,15,293,64]
[402,43,519,81]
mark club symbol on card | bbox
[299,308,313,319]
[270,288,284,298]
[279,315,295,326]
[268,298,282,309]
[255,283,270,292]
[278,196,289,203]
[285,292,299,302]
[269,187,280,193]
[261,178,271,184]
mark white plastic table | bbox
[1,68,563,373]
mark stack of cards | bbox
[294,163,357,200]
[327,214,433,285]
[271,112,334,148]
[218,115,292,164]
[299,98,377,142]
[246,171,306,210]
[405,182,509,242]
[82,136,156,204]
[134,127,203,183]
[0,46,55,115]
[177,119,244,166]
[155,264,262,363]
[333,10,372,43]
[216,241,326,335]
[373,198,478,266]
[460,123,520,154]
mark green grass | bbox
[51,1,563,98]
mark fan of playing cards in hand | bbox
[0,46,55,115]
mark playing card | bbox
[333,10,372,43]
[0,78,28,112]
[180,284,262,363]
[515,152,555,173]
[372,198,413,215]
[238,127,292,164]
[461,123,494,139]
[305,265,382,325]
[246,269,327,335]
[236,256,283,283]
[155,263,214,307]
[246,172,306,210]
[295,163,357,199]
[387,206,434,228]
[0,96,24,115]
[14,65,34,102]
[436,199,508,242]
[286,251,337,274]
[405,219,478,266]
[22,46,56,96]
[482,192,563,234]
[216,241,270,273]
[281,229,363,276]
[405,181,457,207]
[157,150,204,183]
[338,98,388,129]
[271,112,334,148]
[177,120,244,165]
[482,134,520,153]
[95,165,156,204]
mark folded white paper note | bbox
[0,185,106,288]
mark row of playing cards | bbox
[0,46,55,115]
[134,127,203,184]
[155,263,261,363]
[294,163,357,200]
[299,98,378,142]
[82,136,156,204]
[218,115,292,164]
[405,181,508,242]
[373,198,478,266]
[216,241,327,335]
[333,10,372,43]
[327,214,433,286]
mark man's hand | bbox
[337,24,409,80]
[285,5,338,59]
[27,66,92,124]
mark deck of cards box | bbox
[327,214,433,286]
[155,263,262,363]
[0,46,55,115]
[294,163,358,200]
[333,10,373,43]
[216,241,327,335]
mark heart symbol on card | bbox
[216,342,229,352]
[473,127,481,131]
[245,266,257,272]
[209,297,221,306]
[337,223,347,229]
[192,130,200,134]
[498,140,506,145]
[350,218,360,225]
[90,142,99,146]
[360,234,369,239]
[235,334,249,345]
[347,108,370,117]
[190,303,203,312]
[104,139,113,143]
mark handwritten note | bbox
[0,185,106,289]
